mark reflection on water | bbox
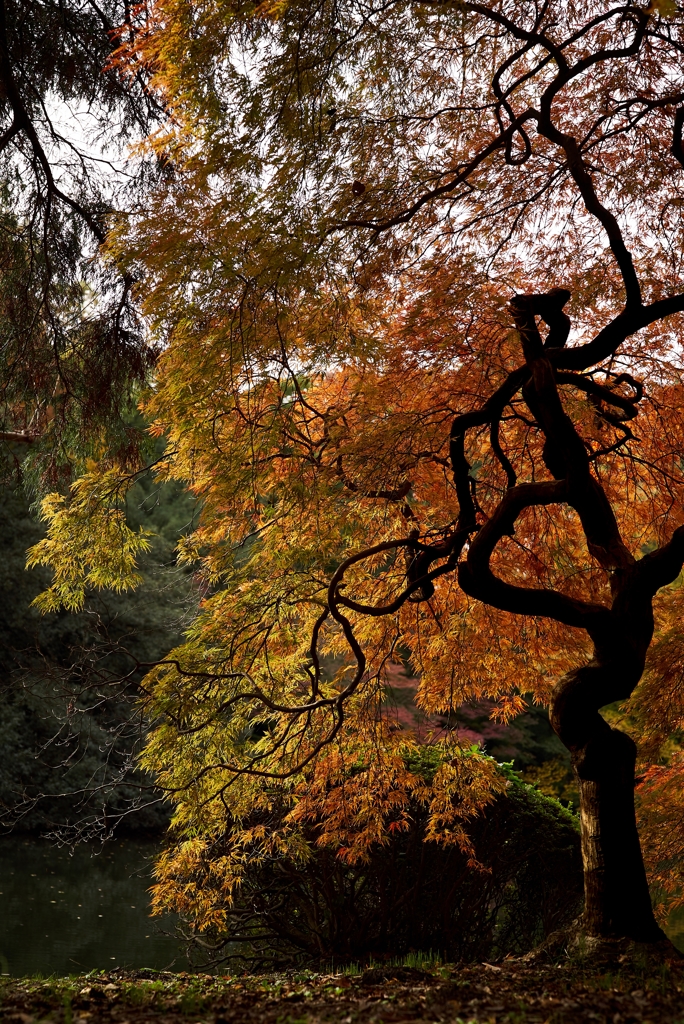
[1,836,683,977]
[0,838,185,977]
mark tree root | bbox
[521,919,683,968]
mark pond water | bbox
[0,838,185,977]
[1,836,683,976]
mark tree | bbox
[0,0,157,482]
[30,0,684,951]
[0,457,196,838]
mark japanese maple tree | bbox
[31,0,684,949]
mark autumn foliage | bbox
[24,0,684,948]
[153,760,582,966]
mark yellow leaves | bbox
[26,469,151,612]
[150,837,245,929]
[175,532,203,566]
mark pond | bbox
[0,838,185,977]
[2,836,683,977]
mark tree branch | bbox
[671,105,684,170]
[332,111,536,233]
[459,478,611,631]
[635,526,684,595]
[0,431,37,444]
[552,292,684,372]
[511,292,635,575]
[555,372,640,420]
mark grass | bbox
[1,953,684,1022]
[328,947,444,976]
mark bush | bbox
[177,764,582,967]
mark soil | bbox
[2,957,684,1024]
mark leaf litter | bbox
[2,957,684,1024]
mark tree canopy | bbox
[22,0,684,947]
[0,0,159,482]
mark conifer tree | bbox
[0,0,156,480]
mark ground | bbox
[2,959,684,1024]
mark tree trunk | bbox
[574,721,663,941]
[550,661,665,943]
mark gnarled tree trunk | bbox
[550,647,664,942]
[451,287,684,949]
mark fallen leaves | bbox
[2,959,684,1024]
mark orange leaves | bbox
[287,739,502,864]
[88,0,684,931]
[637,753,684,919]
[288,742,417,864]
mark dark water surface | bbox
[0,838,185,976]
[2,837,683,977]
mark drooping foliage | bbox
[161,759,582,968]
[26,0,684,941]
[0,0,158,483]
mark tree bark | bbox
[550,663,665,943]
